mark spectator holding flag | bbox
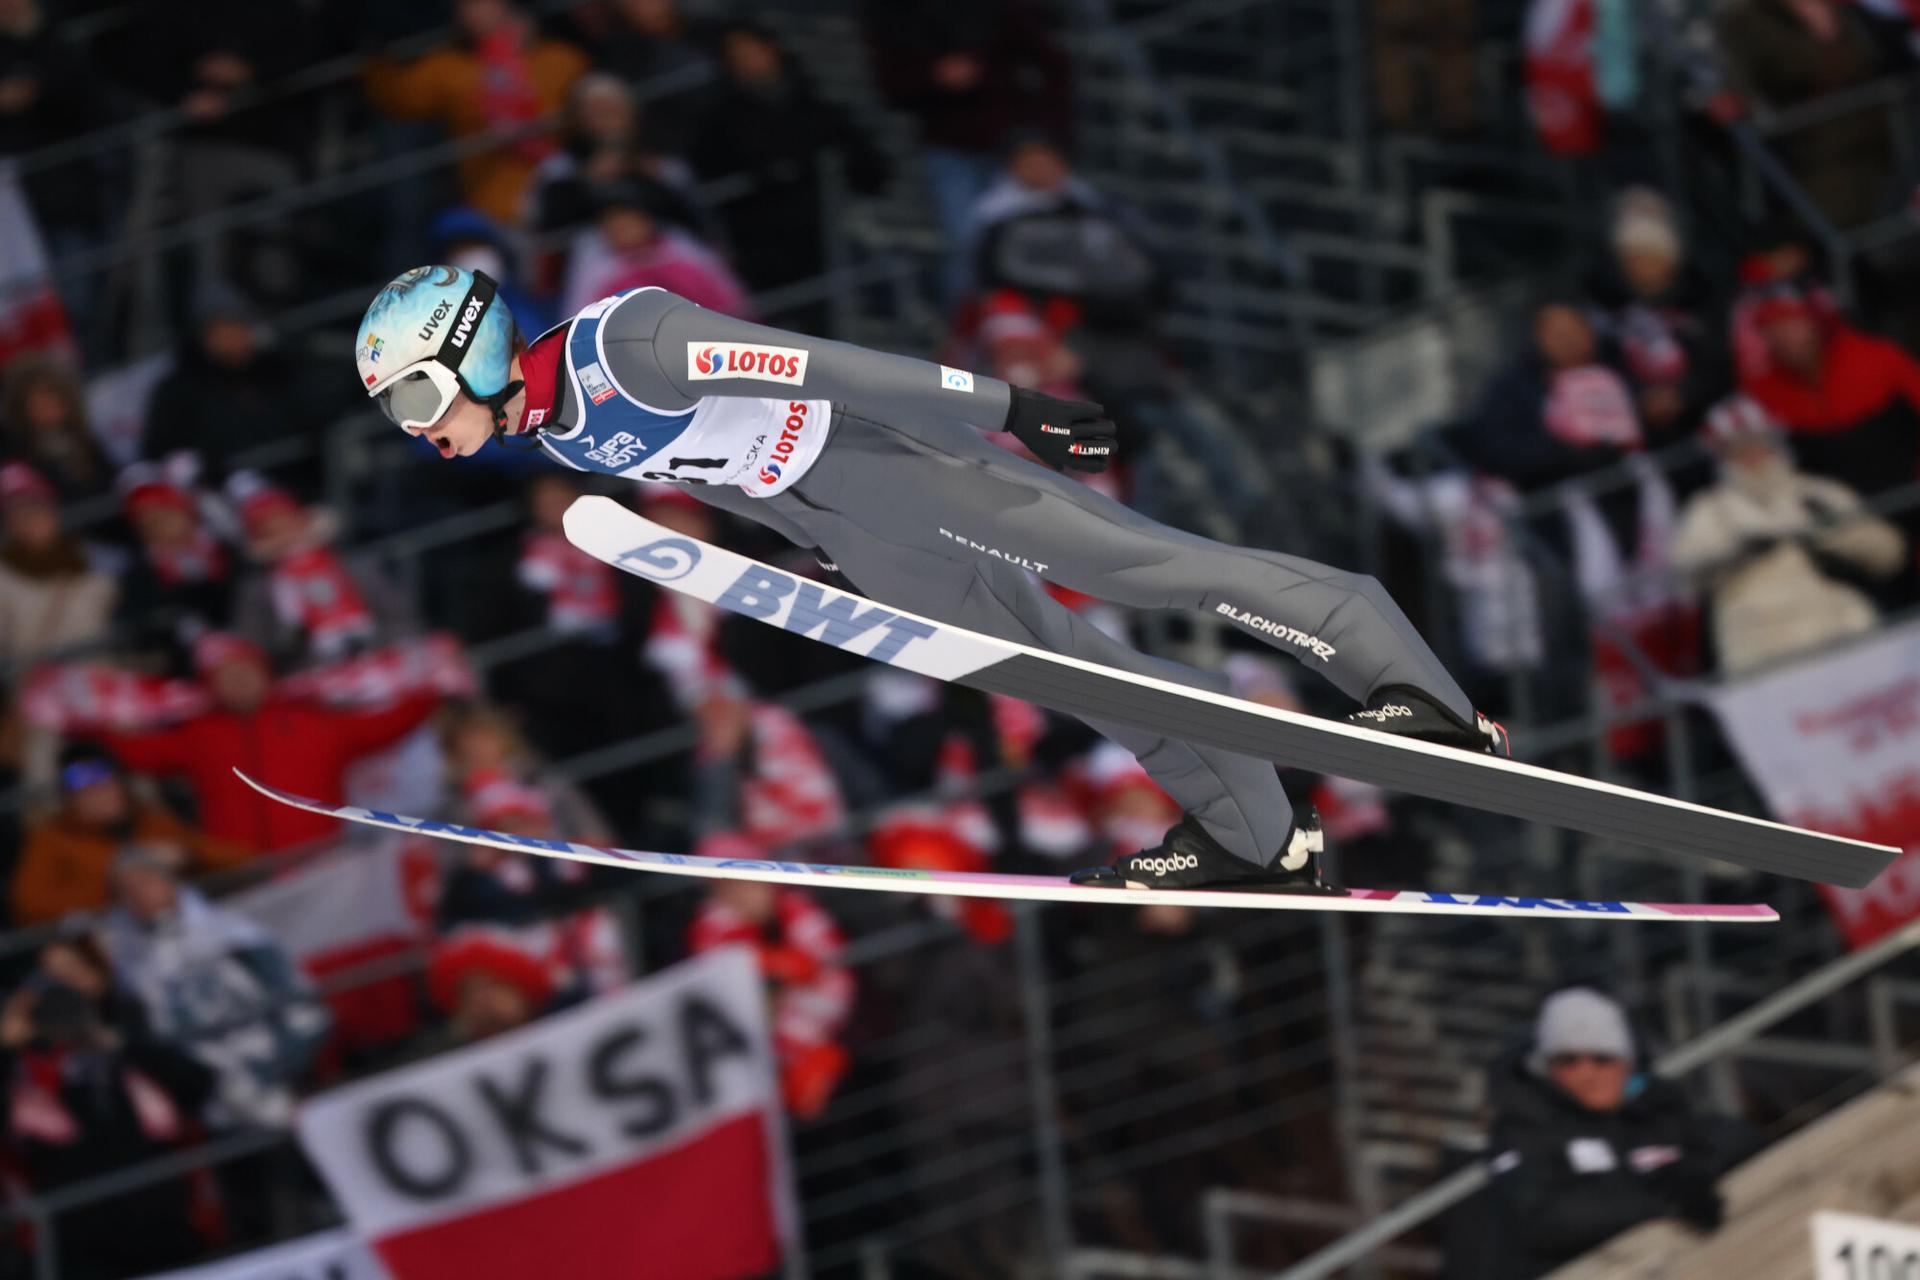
[97,632,439,854]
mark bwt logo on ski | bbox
[615,536,702,582]
[687,342,808,385]
[757,402,810,486]
[717,565,938,663]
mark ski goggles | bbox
[371,360,465,433]
[366,270,502,432]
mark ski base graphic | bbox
[560,495,1895,891]
[238,773,1775,923]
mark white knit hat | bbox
[1529,987,1634,1074]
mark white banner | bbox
[137,1229,388,1280]
[298,947,794,1279]
[1707,620,1920,945]
[1811,1210,1920,1280]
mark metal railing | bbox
[1258,917,1920,1280]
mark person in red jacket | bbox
[95,633,439,855]
[1740,284,1920,504]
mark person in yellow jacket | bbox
[12,747,249,926]
[364,0,589,225]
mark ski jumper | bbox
[522,288,1474,864]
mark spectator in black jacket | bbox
[0,0,119,251]
[861,0,1071,302]
[1467,988,1762,1280]
[139,287,336,487]
[561,0,713,151]
[691,23,889,327]
[1583,189,1732,449]
[0,934,217,1279]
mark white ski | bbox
[236,773,1775,922]
[562,495,1895,889]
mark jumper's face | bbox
[407,394,495,460]
[1547,1052,1630,1112]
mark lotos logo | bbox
[364,333,384,363]
[686,342,809,386]
[755,402,811,487]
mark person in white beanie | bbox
[1669,394,1904,674]
[1584,187,1732,447]
[1452,986,1761,1280]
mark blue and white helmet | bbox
[355,265,520,432]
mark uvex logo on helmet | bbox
[686,342,808,386]
[447,295,485,350]
[418,299,453,343]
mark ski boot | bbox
[1071,809,1347,895]
[1345,686,1510,756]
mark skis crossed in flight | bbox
[560,495,1895,895]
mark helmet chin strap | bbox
[484,379,529,443]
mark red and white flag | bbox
[297,947,797,1280]
[0,160,73,367]
[1707,619,1920,947]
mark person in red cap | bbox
[1739,284,1920,511]
[113,457,234,675]
[93,632,440,854]
[425,929,557,1047]
[225,473,411,668]
[0,461,116,675]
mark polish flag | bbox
[297,948,796,1280]
[0,160,73,367]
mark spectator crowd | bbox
[0,0,1914,1275]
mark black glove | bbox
[1664,1164,1725,1231]
[1003,387,1117,474]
